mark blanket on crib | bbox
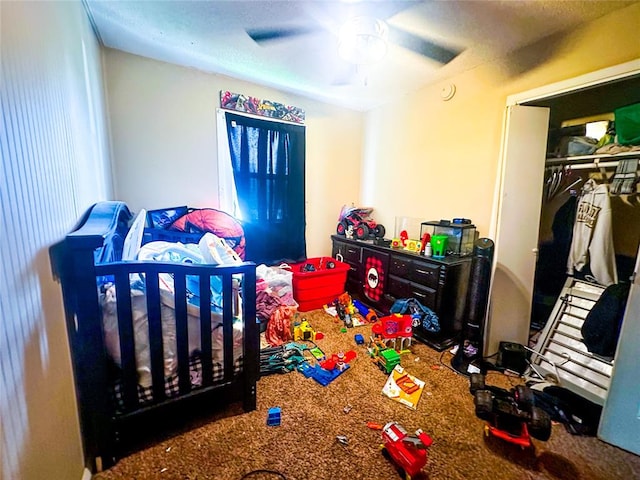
[101,233,244,388]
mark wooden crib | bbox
[50,201,258,472]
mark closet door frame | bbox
[489,59,640,454]
[503,60,640,107]
[488,60,640,355]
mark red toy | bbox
[380,422,433,480]
[336,206,386,240]
[372,314,413,341]
[320,350,356,371]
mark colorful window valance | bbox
[220,91,305,124]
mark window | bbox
[224,112,306,265]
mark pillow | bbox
[147,206,189,229]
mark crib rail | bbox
[94,261,255,411]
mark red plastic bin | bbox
[290,257,350,312]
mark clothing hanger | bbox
[594,158,610,184]
[553,166,564,197]
[546,166,564,201]
[554,165,577,197]
[546,166,580,201]
[544,167,555,201]
[619,194,636,207]
[581,177,599,193]
[560,177,582,196]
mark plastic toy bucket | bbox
[290,257,350,311]
[431,235,448,258]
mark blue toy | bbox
[298,363,350,387]
[267,407,281,426]
[354,333,365,345]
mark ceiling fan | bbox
[245,2,461,84]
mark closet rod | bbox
[570,160,620,170]
[545,159,620,170]
[545,150,640,167]
[546,159,639,171]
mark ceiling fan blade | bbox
[247,26,320,44]
[388,26,460,64]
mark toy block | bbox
[267,407,281,426]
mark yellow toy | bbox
[293,320,316,341]
[337,292,357,315]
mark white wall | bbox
[104,49,365,258]
[0,1,113,479]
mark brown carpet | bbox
[94,310,640,480]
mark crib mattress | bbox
[111,355,243,413]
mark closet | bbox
[530,149,640,407]
[527,74,640,333]
[488,61,640,455]
[533,150,640,333]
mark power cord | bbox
[240,469,287,479]
[438,349,459,374]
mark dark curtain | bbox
[225,112,306,265]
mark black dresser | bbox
[331,235,471,350]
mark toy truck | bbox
[380,422,433,480]
[336,206,386,240]
[368,337,401,374]
[376,349,401,374]
[469,373,551,448]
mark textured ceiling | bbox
[85,0,637,111]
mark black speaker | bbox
[451,238,495,375]
[497,341,527,374]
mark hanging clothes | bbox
[567,178,618,286]
[581,282,630,357]
[552,195,578,261]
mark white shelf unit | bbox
[531,277,614,406]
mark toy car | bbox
[336,206,385,240]
[380,422,432,480]
[469,373,551,448]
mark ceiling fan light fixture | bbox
[338,16,388,65]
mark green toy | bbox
[377,349,401,374]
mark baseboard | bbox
[82,467,92,480]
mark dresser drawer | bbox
[343,244,362,264]
[408,285,437,310]
[388,276,412,298]
[346,263,360,283]
[389,255,411,277]
[333,242,361,264]
[387,277,437,310]
[410,261,440,289]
